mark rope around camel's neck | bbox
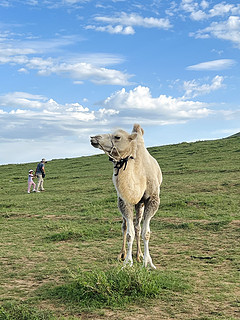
[106,139,134,176]
[109,155,134,176]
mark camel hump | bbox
[132,124,144,136]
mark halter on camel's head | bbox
[90,127,139,176]
[104,134,136,176]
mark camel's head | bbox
[90,127,138,161]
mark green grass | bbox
[0,303,54,320]
[42,266,189,311]
[0,135,239,319]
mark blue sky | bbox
[0,0,240,165]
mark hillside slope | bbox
[228,131,240,138]
[0,135,239,319]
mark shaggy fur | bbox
[90,124,162,268]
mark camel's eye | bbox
[114,136,121,140]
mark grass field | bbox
[0,134,239,319]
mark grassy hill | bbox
[229,132,240,138]
[0,135,239,319]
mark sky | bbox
[0,0,240,165]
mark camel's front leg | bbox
[118,217,127,261]
[135,202,144,262]
[142,193,160,269]
[118,197,134,267]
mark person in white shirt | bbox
[28,169,36,193]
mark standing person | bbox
[27,169,36,193]
[35,158,47,192]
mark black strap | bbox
[109,156,134,176]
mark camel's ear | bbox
[128,133,137,141]
[132,124,144,136]
[132,124,140,132]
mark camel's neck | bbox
[112,147,147,204]
[109,156,134,176]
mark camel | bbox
[90,124,162,268]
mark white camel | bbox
[90,124,162,268]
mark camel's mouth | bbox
[90,140,99,148]
[90,136,101,148]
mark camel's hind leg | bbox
[118,217,127,261]
[135,202,144,262]
[142,192,160,269]
[118,197,134,267]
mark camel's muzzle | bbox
[90,136,100,148]
[90,134,114,156]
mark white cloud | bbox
[29,0,91,9]
[180,0,198,13]
[98,108,119,117]
[87,12,172,35]
[192,16,240,47]
[37,61,132,85]
[0,87,213,144]
[0,92,97,144]
[18,67,29,73]
[200,1,209,10]
[26,0,38,5]
[0,37,132,85]
[183,75,224,98]
[1,87,237,164]
[180,1,240,21]
[0,92,48,108]
[102,85,212,124]
[186,59,236,70]
[0,92,92,115]
[0,1,11,7]
[95,12,172,29]
[6,36,83,54]
[190,10,208,21]
[209,3,240,17]
[179,1,240,49]
[86,24,135,35]
[63,0,86,4]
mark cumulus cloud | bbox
[192,16,240,47]
[186,59,236,70]
[102,86,212,124]
[209,3,240,18]
[183,75,225,98]
[180,0,240,21]
[178,1,240,48]
[0,92,96,142]
[0,87,213,143]
[1,87,235,164]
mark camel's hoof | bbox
[136,251,144,263]
[143,257,156,269]
[122,258,133,268]
[143,262,156,269]
[136,256,142,263]
[118,251,127,261]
